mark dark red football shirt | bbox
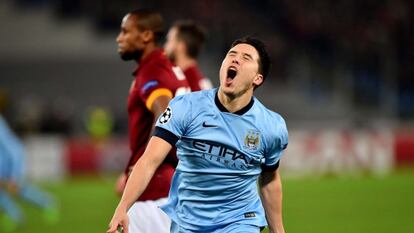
[183,65,212,91]
[126,48,189,201]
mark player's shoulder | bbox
[140,61,171,75]
[169,89,215,111]
[253,98,284,119]
[150,50,173,67]
[175,88,214,102]
[253,98,287,130]
[140,54,173,76]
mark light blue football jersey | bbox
[154,88,288,232]
[0,116,25,181]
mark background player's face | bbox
[116,14,146,61]
[219,43,263,98]
[164,27,181,63]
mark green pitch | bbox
[9,169,414,233]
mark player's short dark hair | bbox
[129,9,164,45]
[231,37,271,82]
[173,21,206,59]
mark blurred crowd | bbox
[277,0,413,117]
[1,0,413,136]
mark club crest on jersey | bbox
[159,107,172,124]
[244,130,260,151]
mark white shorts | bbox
[127,198,170,233]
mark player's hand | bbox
[7,181,19,195]
[107,207,129,233]
[115,173,127,196]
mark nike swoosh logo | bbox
[202,121,218,128]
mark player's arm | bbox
[116,89,173,195]
[0,134,21,194]
[107,136,172,233]
[123,89,172,172]
[259,167,285,233]
[147,90,173,135]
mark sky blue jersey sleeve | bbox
[264,116,288,170]
[154,95,192,146]
[0,116,25,181]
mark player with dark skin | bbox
[114,9,190,233]
[114,10,171,196]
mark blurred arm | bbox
[259,169,285,233]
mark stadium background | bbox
[0,0,413,232]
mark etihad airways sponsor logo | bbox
[191,139,261,168]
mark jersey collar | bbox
[214,90,254,115]
[132,48,164,76]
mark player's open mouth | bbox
[227,67,237,80]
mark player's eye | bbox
[243,54,253,61]
[227,51,237,57]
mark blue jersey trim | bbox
[153,126,179,146]
[214,91,254,115]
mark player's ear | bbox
[253,74,263,86]
[142,30,154,43]
[177,41,186,54]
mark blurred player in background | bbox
[0,116,21,233]
[108,37,288,233]
[114,9,190,233]
[0,115,58,232]
[164,20,213,91]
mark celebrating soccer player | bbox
[108,37,288,233]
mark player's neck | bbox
[137,43,158,63]
[217,89,253,113]
[176,55,196,71]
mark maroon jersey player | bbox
[114,9,190,233]
[164,21,213,91]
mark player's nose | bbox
[231,58,240,65]
[116,34,122,43]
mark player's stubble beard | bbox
[120,49,144,61]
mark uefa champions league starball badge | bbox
[159,106,172,124]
